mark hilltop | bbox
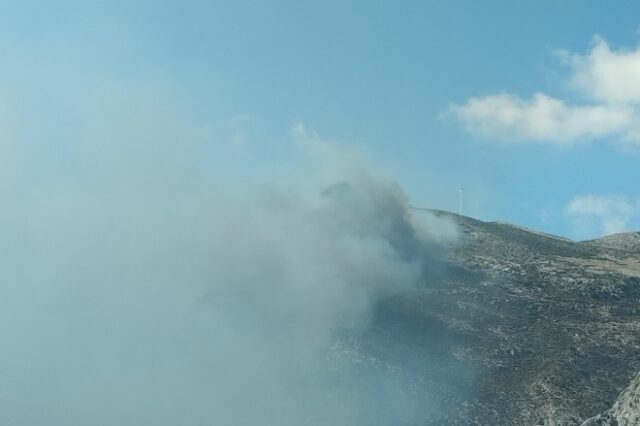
[345,210,640,425]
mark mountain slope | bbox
[581,371,640,425]
[359,210,640,425]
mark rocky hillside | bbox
[348,210,640,425]
[582,372,640,425]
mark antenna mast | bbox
[458,187,464,215]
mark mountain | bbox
[350,210,640,425]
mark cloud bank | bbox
[447,36,640,144]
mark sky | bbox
[2,3,640,425]
[1,1,640,239]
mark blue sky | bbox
[2,1,640,239]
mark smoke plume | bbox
[0,91,458,425]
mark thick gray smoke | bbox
[0,109,458,425]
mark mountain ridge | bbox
[363,208,640,424]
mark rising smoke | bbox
[0,88,459,425]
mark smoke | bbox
[0,88,458,425]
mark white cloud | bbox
[447,93,632,143]
[567,36,640,105]
[564,194,640,238]
[447,36,640,144]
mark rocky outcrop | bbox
[352,210,640,424]
[581,372,640,425]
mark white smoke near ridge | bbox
[0,89,459,425]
